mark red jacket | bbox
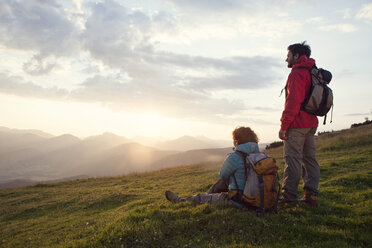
[280,55,318,130]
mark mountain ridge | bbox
[0,127,234,187]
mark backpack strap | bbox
[295,66,314,70]
[279,85,286,97]
[231,170,239,191]
[229,170,245,203]
[298,66,315,112]
[272,174,281,214]
[233,151,252,206]
[256,175,265,215]
[235,150,248,159]
[321,83,330,125]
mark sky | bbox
[0,0,371,143]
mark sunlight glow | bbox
[0,93,234,140]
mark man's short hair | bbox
[232,126,259,145]
[288,41,311,58]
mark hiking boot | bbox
[165,190,180,203]
[278,198,296,205]
[300,193,318,205]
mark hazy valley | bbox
[0,126,236,188]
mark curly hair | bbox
[232,126,259,145]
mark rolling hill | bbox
[0,124,371,247]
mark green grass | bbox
[1,125,372,247]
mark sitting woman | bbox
[165,126,260,207]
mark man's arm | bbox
[280,71,308,131]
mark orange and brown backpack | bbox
[229,151,280,214]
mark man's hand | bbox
[279,129,287,140]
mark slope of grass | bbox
[1,125,371,248]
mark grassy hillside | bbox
[0,125,371,248]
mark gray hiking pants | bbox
[282,127,320,201]
[180,192,232,205]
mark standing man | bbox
[279,41,320,205]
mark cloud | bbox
[0,0,282,124]
[165,0,294,14]
[306,17,324,24]
[0,64,279,122]
[78,1,282,93]
[66,49,281,119]
[0,72,68,99]
[345,113,370,116]
[0,0,79,55]
[159,1,301,42]
[356,3,372,22]
[0,0,284,80]
[22,55,58,76]
[318,24,357,32]
[0,0,80,75]
[249,106,281,112]
[174,56,280,91]
[166,0,246,12]
[68,68,269,120]
[143,53,281,90]
[81,0,153,67]
[68,77,241,123]
[342,8,351,19]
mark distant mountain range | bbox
[0,126,54,138]
[0,126,234,188]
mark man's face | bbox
[285,50,298,68]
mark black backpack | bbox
[301,66,333,124]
